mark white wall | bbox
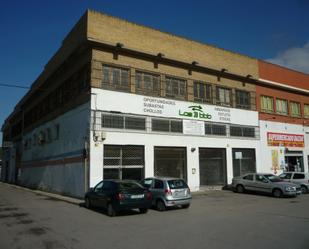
[90,89,261,191]
[259,120,308,175]
[89,131,260,191]
[20,103,90,197]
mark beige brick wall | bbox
[91,49,256,109]
[87,10,258,79]
[92,49,256,91]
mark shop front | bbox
[259,121,308,175]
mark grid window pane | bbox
[102,65,130,91]
[276,99,288,115]
[125,117,146,130]
[230,126,242,136]
[166,77,186,99]
[304,104,309,118]
[212,124,226,135]
[152,119,170,132]
[236,90,250,109]
[102,114,124,129]
[261,96,274,112]
[194,82,212,103]
[290,102,301,117]
[217,87,231,106]
[171,120,183,133]
[230,126,255,138]
[243,127,255,137]
[205,123,226,136]
[135,71,160,95]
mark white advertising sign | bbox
[92,89,259,126]
[235,152,243,159]
[183,120,205,136]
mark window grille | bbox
[165,77,186,100]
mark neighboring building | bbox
[1,10,308,197]
[257,61,309,175]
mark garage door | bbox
[232,148,256,177]
[199,148,227,185]
[103,145,144,180]
[154,147,187,180]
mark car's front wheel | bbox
[156,200,166,211]
[300,185,308,194]
[107,203,116,217]
[272,188,283,198]
[85,197,92,209]
[236,184,245,193]
[182,204,190,209]
[139,208,148,214]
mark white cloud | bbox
[266,41,309,74]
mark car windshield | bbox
[168,179,188,189]
[263,174,282,182]
[118,182,143,190]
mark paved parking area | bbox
[0,183,308,249]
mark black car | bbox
[85,180,152,216]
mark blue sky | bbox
[0,0,309,143]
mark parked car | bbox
[85,180,152,216]
[279,172,309,194]
[140,177,191,211]
[232,173,301,197]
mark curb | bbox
[0,182,83,206]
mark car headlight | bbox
[285,186,296,191]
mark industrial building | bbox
[1,10,308,197]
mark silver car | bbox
[232,173,301,197]
[279,172,309,194]
[141,177,191,211]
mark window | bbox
[232,148,256,177]
[102,65,130,91]
[168,179,188,189]
[165,77,186,99]
[293,173,305,179]
[171,120,183,133]
[103,145,144,180]
[280,173,292,179]
[102,181,115,190]
[125,117,146,130]
[154,180,164,189]
[152,119,169,132]
[141,179,153,188]
[152,118,183,133]
[290,101,301,117]
[276,99,288,115]
[102,114,124,129]
[243,174,254,181]
[205,123,226,136]
[94,181,104,192]
[256,175,268,183]
[194,82,212,103]
[260,96,274,112]
[216,87,231,106]
[236,90,250,109]
[304,104,309,118]
[135,71,160,96]
[230,126,255,138]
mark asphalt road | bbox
[0,183,309,249]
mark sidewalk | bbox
[0,181,232,204]
[0,182,83,206]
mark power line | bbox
[0,83,30,90]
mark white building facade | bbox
[89,89,260,192]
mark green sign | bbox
[179,105,212,120]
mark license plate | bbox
[131,194,144,199]
[174,190,185,197]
